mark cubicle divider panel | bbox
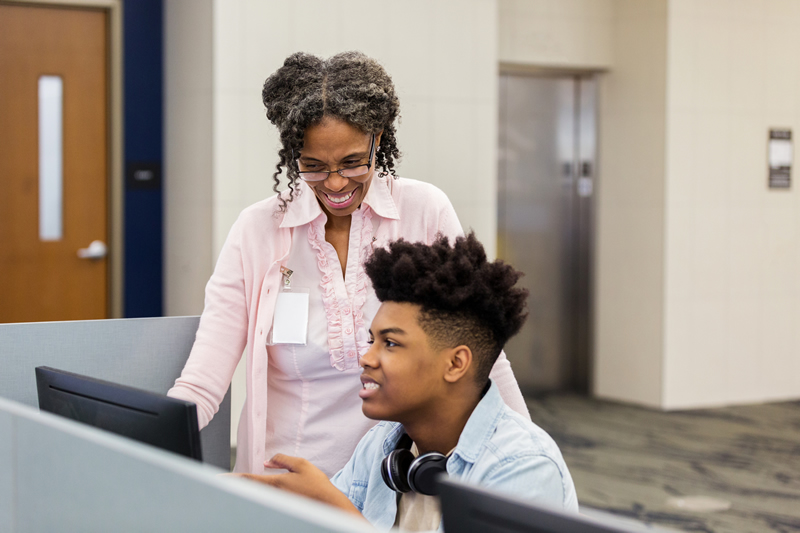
[0,409,13,532]
[1,398,375,533]
[0,316,231,470]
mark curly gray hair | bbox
[262,51,401,211]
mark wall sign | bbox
[768,128,792,189]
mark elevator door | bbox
[498,74,596,394]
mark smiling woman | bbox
[299,127,376,210]
[167,51,530,477]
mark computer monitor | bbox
[35,366,202,461]
[439,478,649,533]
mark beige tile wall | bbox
[498,0,614,70]
[164,0,214,317]
[663,0,800,408]
[593,0,669,407]
[500,0,800,409]
[211,0,499,260]
[494,0,671,407]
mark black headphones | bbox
[381,433,448,496]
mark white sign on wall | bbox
[768,129,792,189]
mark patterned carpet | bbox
[526,394,800,533]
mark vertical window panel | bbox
[39,75,63,241]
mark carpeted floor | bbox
[526,393,800,533]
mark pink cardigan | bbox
[168,176,528,473]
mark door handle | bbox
[77,240,107,260]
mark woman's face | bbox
[298,117,382,218]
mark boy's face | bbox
[359,301,450,423]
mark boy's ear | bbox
[443,345,472,384]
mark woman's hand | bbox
[230,454,365,520]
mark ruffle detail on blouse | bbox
[352,208,374,359]
[307,207,374,372]
[307,217,346,370]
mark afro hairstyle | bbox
[364,232,528,385]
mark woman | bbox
[168,51,528,476]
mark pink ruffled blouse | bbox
[265,205,382,475]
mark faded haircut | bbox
[364,233,528,385]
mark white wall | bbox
[594,0,668,408]
[211,0,499,260]
[164,0,214,317]
[498,0,614,70]
[595,0,800,409]
[662,0,800,408]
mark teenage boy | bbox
[239,233,578,530]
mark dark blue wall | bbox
[123,0,163,317]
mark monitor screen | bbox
[439,478,648,533]
[35,366,202,462]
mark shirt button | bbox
[345,327,353,335]
[348,350,355,357]
[343,307,351,315]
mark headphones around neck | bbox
[380,433,448,496]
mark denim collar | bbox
[379,380,504,463]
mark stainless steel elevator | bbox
[498,74,597,394]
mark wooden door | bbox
[0,4,108,322]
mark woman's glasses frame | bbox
[295,134,376,182]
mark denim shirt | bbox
[330,381,579,531]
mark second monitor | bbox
[35,366,202,461]
[439,477,654,533]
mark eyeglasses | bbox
[295,134,376,182]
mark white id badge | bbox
[267,267,309,346]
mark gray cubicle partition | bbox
[0,316,231,470]
[0,397,375,533]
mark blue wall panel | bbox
[123,0,163,317]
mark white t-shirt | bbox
[394,443,455,532]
